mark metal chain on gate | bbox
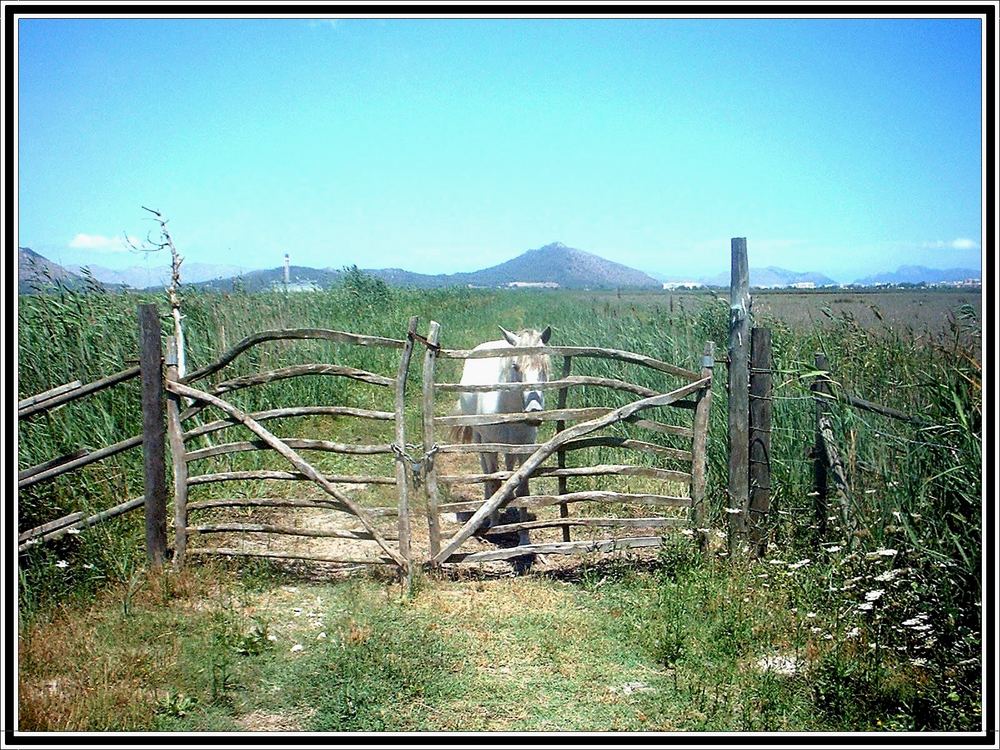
[391,442,440,489]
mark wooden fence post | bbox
[690,340,715,550]
[727,237,750,554]
[421,321,443,561]
[395,316,419,585]
[811,352,832,539]
[748,327,772,557]
[165,336,188,569]
[556,355,573,542]
[138,303,167,568]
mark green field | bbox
[16,278,983,732]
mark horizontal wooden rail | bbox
[186,523,395,541]
[187,470,396,486]
[437,491,693,514]
[434,437,692,463]
[18,512,85,543]
[483,515,689,535]
[439,345,702,381]
[181,405,394,438]
[18,496,145,553]
[438,464,692,486]
[213,364,394,393]
[185,498,398,516]
[18,366,140,419]
[19,380,83,410]
[444,535,666,564]
[19,435,143,489]
[628,419,694,438]
[181,328,405,385]
[187,547,396,566]
[435,406,614,428]
[436,375,658,398]
[185,438,393,462]
[18,449,90,482]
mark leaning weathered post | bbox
[555,355,573,542]
[690,340,715,550]
[165,336,188,569]
[421,321,443,561]
[748,327,772,557]
[138,303,167,568]
[394,316,419,586]
[811,352,832,540]
[727,237,751,554]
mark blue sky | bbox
[17,16,984,283]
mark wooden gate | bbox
[164,319,420,577]
[419,321,715,566]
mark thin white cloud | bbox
[307,19,340,30]
[922,238,980,250]
[68,233,138,252]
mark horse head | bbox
[498,325,552,412]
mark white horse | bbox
[452,326,552,546]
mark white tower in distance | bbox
[284,253,290,285]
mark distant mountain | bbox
[190,265,342,292]
[702,266,838,288]
[853,265,981,286]
[68,262,247,290]
[452,242,662,288]
[18,247,97,293]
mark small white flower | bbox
[680,528,694,537]
[823,545,842,553]
[290,644,304,653]
[756,655,798,676]
[858,602,874,611]
[724,507,743,515]
[82,563,94,570]
[266,634,278,642]
[769,559,786,566]
[846,627,861,638]
[874,570,897,582]
[810,626,822,634]
[865,589,885,602]
[317,632,327,640]
[910,658,928,667]
[911,624,933,632]
[55,560,68,569]
[788,559,811,570]
[806,612,817,619]
[823,633,834,640]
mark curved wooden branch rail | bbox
[185,498,398,516]
[439,345,701,382]
[18,367,140,419]
[437,464,692,486]
[213,363,394,392]
[435,375,659,399]
[185,438,393,462]
[182,405,393,438]
[186,470,396,486]
[437,491,692,514]
[181,328,405,385]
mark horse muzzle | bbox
[523,391,544,412]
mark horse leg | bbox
[505,453,531,547]
[481,450,500,529]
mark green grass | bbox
[17,275,983,731]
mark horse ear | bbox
[540,325,552,344]
[499,326,518,346]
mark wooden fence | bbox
[20,310,718,577]
[421,322,715,566]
